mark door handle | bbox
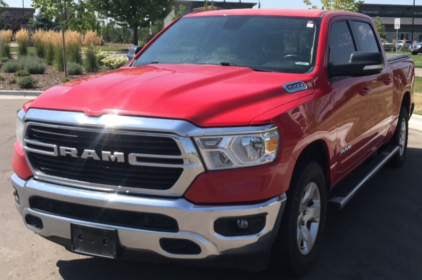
[360,87,371,96]
[384,78,393,85]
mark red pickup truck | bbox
[11,9,414,276]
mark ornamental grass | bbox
[33,29,46,58]
[83,30,102,46]
[16,29,29,57]
[0,30,13,59]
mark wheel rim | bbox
[297,182,321,255]
[399,118,407,156]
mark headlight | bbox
[417,45,421,49]
[195,129,279,170]
[16,110,25,148]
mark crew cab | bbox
[11,9,414,276]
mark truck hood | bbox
[28,64,314,127]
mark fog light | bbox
[237,219,249,229]
[214,214,267,237]
[13,188,19,204]
[25,214,43,229]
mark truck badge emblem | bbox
[340,145,352,156]
[283,81,308,94]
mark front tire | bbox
[274,160,327,276]
[390,107,409,167]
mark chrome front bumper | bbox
[11,174,286,261]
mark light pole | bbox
[22,0,25,24]
[412,0,415,42]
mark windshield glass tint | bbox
[134,16,320,74]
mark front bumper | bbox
[11,174,286,266]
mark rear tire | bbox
[390,107,409,167]
[272,160,327,276]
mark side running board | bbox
[329,145,399,210]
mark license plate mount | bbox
[71,224,117,259]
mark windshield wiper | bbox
[220,62,236,66]
[249,67,276,73]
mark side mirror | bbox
[329,52,384,77]
[127,45,144,62]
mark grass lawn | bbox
[413,77,422,115]
[409,54,422,68]
[10,47,36,55]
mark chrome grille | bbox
[23,121,204,196]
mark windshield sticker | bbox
[295,62,310,66]
[307,21,314,28]
[283,81,308,94]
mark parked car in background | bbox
[381,38,393,52]
[396,40,413,51]
[409,42,422,55]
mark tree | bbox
[373,16,386,38]
[0,12,22,32]
[172,4,186,21]
[0,0,8,10]
[32,0,77,77]
[32,9,60,31]
[303,0,364,12]
[90,0,173,45]
[68,1,101,33]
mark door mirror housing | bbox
[127,45,144,62]
[330,52,384,77]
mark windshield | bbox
[133,16,320,74]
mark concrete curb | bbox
[0,90,42,97]
[410,113,422,132]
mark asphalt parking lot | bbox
[1,99,422,280]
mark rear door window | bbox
[351,21,380,52]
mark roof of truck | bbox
[186,9,328,18]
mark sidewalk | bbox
[410,113,422,132]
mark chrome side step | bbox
[329,145,399,210]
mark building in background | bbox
[359,4,422,42]
[164,0,257,26]
[0,7,35,20]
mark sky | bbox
[4,0,422,10]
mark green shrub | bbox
[0,42,11,59]
[1,61,22,73]
[0,75,5,81]
[18,76,37,89]
[54,45,64,71]
[1,57,9,63]
[67,43,82,64]
[61,78,72,83]
[19,56,46,74]
[84,45,98,73]
[14,70,30,77]
[67,62,83,75]
[45,42,54,65]
[96,50,108,66]
[101,56,127,70]
[9,78,16,84]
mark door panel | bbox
[332,77,375,181]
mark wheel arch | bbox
[402,91,411,116]
[292,140,331,194]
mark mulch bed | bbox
[0,65,90,91]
